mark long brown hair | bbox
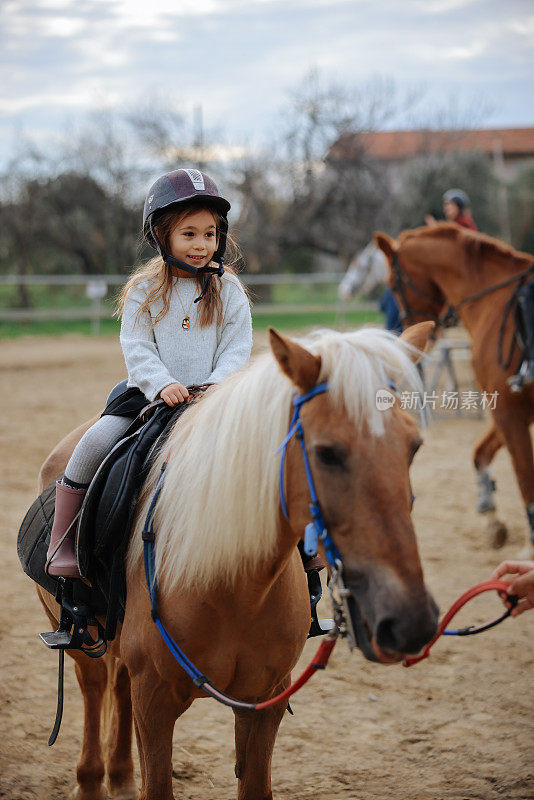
[117,203,245,327]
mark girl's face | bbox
[167,208,218,273]
[443,200,460,221]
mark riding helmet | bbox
[143,168,231,268]
[443,188,470,210]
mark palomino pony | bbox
[37,324,438,800]
[375,223,534,557]
[338,241,388,301]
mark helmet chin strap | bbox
[150,220,225,303]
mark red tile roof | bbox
[327,128,534,162]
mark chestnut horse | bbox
[375,223,534,557]
[36,324,438,800]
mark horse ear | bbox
[269,328,322,392]
[399,321,435,362]
[374,231,397,262]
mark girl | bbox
[46,168,252,578]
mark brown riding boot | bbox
[302,553,326,572]
[298,540,326,572]
[45,481,86,578]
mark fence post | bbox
[85,280,108,336]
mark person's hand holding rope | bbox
[492,560,534,617]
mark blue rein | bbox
[277,381,342,568]
[141,380,346,699]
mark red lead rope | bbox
[404,579,512,667]
[253,635,338,710]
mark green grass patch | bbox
[253,309,382,331]
[0,308,382,339]
[0,318,121,339]
[0,284,121,311]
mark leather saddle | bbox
[19,386,202,642]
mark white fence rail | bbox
[0,273,376,333]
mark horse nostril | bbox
[376,606,439,655]
[376,617,398,652]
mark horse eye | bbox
[315,444,346,468]
[409,440,422,462]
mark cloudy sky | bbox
[1,0,533,159]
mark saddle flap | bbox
[77,400,192,586]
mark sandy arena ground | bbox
[0,332,533,800]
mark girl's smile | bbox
[167,208,218,274]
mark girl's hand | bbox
[159,382,190,406]
[492,560,534,616]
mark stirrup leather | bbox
[40,578,107,747]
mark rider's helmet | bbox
[443,188,470,210]
[143,168,231,279]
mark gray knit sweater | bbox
[120,273,252,401]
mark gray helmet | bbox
[443,188,470,210]
[143,168,231,270]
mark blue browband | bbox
[277,381,342,568]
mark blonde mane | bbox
[127,328,423,594]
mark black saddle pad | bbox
[17,476,108,615]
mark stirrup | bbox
[40,578,106,747]
[507,361,534,393]
[306,568,335,638]
[39,578,106,657]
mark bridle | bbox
[391,251,445,329]
[391,251,534,367]
[276,382,365,655]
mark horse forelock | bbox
[127,328,422,594]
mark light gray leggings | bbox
[64,414,132,486]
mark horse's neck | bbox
[432,241,528,333]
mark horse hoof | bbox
[487,518,507,549]
[70,786,109,800]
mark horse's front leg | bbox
[494,412,534,557]
[71,654,108,800]
[473,422,507,548]
[233,681,289,800]
[38,586,108,800]
[130,673,185,800]
[104,657,137,799]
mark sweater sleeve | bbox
[120,285,176,401]
[207,280,252,384]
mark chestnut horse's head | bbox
[270,323,439,664]
[374,229,447,328]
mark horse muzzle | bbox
[343,568,440,665]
